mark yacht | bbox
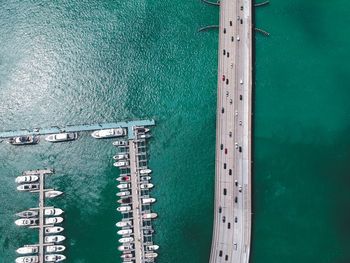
[45,235,65,243]
[45,217,64,225]
[117,206,131,212]
[15,256,38,263]
[140,183,153,189]
[118,197,131,204]
[146,245,159,251]
[135,127,150,133]
[16,210,38,218]
[145,252,158,258]
[121,254,133,259]
[113,161,129,167]
[45,190,63,198]
[141,198,156,205]
[138,134,152,139]
[15,218,38,227]
[8,136,39,146]
[117,183,130,189]
[45,132,78,143]
[16,246,38,254]
[91,128,126,139]
[45,208,64,216]
[118,244,133,251]
[116,191,130,197]
[45,226,64,234]
[142,213,157,219]
[117,229,132,235]
[143,229,154,235]
[15,175,38,184]
[116,221,132,228]
[113,154,129,160]
[116,176,130,182]
[140,169,152,175]
[140,176,151,181]
[113,140,128,146]
[46,245,66,253]
[119,237,134,243]
[44,254,66,262]
[17,184,39,191]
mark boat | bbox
[116,176,130,182]
[17,184,39,192]
[113,161,129,167]
[140,183,153,189]
[45,208,64,216]
[117,229,132,235]
[146,245,159,251]
[142,213,157,219]
[44,254,66,262]
[116,191,130,197]
[117,206,131,212]
[15,175,38,184]
[118,244,133,251]
[45,132,78,143]
[145,252,158,258]
[16,246,38,255]
[118,197,131,204]
[44,235,65,243]
[8,136,39,146]
[45,190,63,198]
[143,229,154,235]
[113,154,129,160]
[139,169,152,175]
[116,221,132,228]
[15,218,38,226]
[91,128,126,139]
[135,127,150,133]
[138,134,152,139]
[119,237,134,243]
[15,256,38,263]
[140,176,151,181]
[45,226,64,234]
[117,183,130,189]
[112,140,128,146]
[141,198,156,204]
[45,217,64,225]
[46,245,66,253]
[16,210,38,218]
[121,253,133,259]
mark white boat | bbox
[45,208,64,216]
[140,183,153,189]
[117,206,131,212]
[15,175,38,184]
[16,246,38,255]
[116,191,130,197]
[46,245,66,253]
[140,169,152,174]
[17,184,39,191]
[135,127,150,133]
[91,128,126,139]
[142,213,157,219]
[45,254,66,262]
[118,244,133,251]
[15,256,38,263]
[118,197,131,204]
[9,136,39,146]
[121,253,133,259]
[15,218,38,226]
[45,235,65,243]
[145,252,158,258]
[146,245,159,251]
[45,190,63,198]
[45,226,64,234]
[116,221,132,228]
[113,161,129,167]
[138,134,152,139]
[140,176,151,181]
[116,176,130,182]
[45,217,64,225]
[117,229,132,235]
[119,237,134,243]
[117,183,130,189]
[143,229,154,235]
[112,140,128,146]
[45,132,78,143]
[113,154,129,160]
[16,210,38,218]
[142,198,156,204]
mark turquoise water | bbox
[1,1,350,263]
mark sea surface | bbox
[0,1,349,263]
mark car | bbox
[223,49,226,55]
[220,144,223,150]
[235,217,238,223]
[235,197,238,203]
[237,36,240,41]
[231,36,234,42]
[229,131,232,137]
[222,216,226,223]
[223,28,226,34]
[221,108,224,114]
[230,99,233,104]
[219,206,222,213]
[222,75,225,81]
[226,91,229,97]
[224,148,227,154]
[235,180,238,186]
[226,79,229,85]
[229,21,232,26]
[240,6,243,10]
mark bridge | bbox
[209,0,252,263]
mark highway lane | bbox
[209,0,252,262]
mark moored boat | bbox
[9,136,39,146]
[45,208,64,216]
[45,190,63,198]
[141,198,156,204]
[45,226,64,234]
[17,184,39,192]
[16,210,38,218]
[116,191,130,197]
[113,154,129,160]
[15,175,39,184]
[116,221,132,228]
[139,169,152,175]
[112,140,128,146]
[117,229,132,235]
[121,253,133,259]
[45,217,64,225]
[117,183,130,189]
[140,176,151,181]
[145,252,158,258]
[15,218,38,227]
[45,132,78,143]
[118,197,131,204]
[118,237,134,243]
[146,245,159,251]
[46,245,66,253]
[113,161,129,167]
[135,126,150,133]
[118,244,133,251]
[91,128,126,139]
[15,256,38,263]
[138,134,152,139]
[117,206,131,212]
[44,254,66,262]
[16,246,38,255]
[142,213,157,219]
[45,235,66,243]
[116,176,130,182]
[140,183,153,189]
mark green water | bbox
[0,1,350,263]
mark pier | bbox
[209,0,252,263]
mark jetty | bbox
[209,1,252,263]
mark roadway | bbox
[209,0,252,263]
